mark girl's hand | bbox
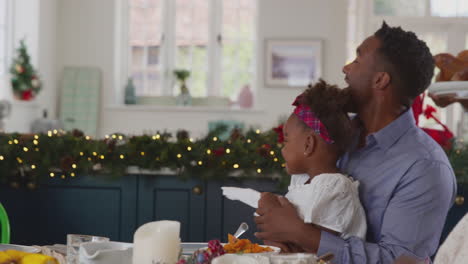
[255,196,321,253]
[257,192,281,211]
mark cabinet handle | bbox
[455,195,464,206]
[192,185,203,195]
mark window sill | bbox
[105,104,264,114]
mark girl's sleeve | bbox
[294,174,362,235]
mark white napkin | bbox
[221,187,261,208]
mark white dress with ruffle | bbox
[285,173,367,240]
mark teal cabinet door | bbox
[137,175,206,242]
[0,174,138,245]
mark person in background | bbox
[428,93,468,110]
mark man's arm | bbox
[319,160,455,263]
[428,92,468,110]
[256,160,456,264]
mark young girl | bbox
[259,80,366,244]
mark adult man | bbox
[255,22,457,263]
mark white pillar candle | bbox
[133,220,181,264]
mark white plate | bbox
[428,81,468,98]
[212,254,270,264]
[0,244,40,253]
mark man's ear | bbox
[304,133,316,156]
[373,72,391,91]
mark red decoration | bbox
[422,128,453,150]
[412,95,424,125]
[273,124,284,143]
[213,147,225,156]
[21,90,33,101]
[412,94,454,150]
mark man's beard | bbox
[341,87,359,113]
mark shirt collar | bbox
[370,108,416,151]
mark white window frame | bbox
[115,0,258,103]
[347,0,468,136]
[0,0,13,79]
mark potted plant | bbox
[173,69,191,106]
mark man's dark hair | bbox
[299,80,353,156]
[374,21,434,106]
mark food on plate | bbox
[177,235,275,264]
[434,51,468,82]
[451,68,468,81]
[0,250,58,264]
[223,234,273,254]
[457,50,468,62]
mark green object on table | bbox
[0,203,10,243]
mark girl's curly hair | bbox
[298,79,354,155]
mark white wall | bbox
[3,0,41,133]
[52,0,348,138]
[13,0,39,66]
[37,0,58,118]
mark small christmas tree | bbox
[10,40,42,100]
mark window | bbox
[430,0,468,17]
[128,0,163,96]
[373,0,468,17]
[127,0,257,99]
[374,0,426,17]
[347,0,468,135]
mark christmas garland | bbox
[0,125,466,190]
[0,126,288,189]
[447,140,468,184]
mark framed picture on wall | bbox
[265,39,322,87]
